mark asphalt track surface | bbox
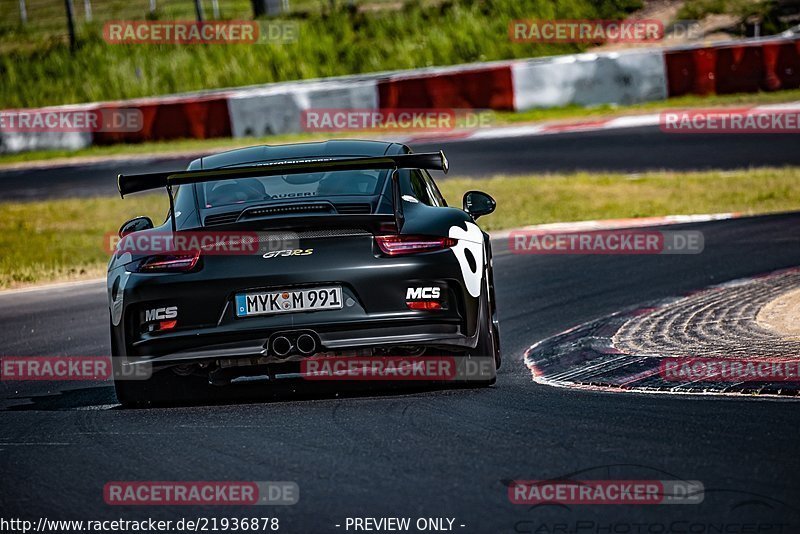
[1,130,800,532]
[3,126,800,200]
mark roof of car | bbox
[188,140,410,171]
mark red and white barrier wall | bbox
[0,94,234,153]
[1,36,799,153]
[511,49,668,109]
[226,78,379,138]
[665,38,800,96]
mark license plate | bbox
[235,286,343,317]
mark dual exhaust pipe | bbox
[270,332,318,358]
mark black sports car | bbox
[108,140,500,405]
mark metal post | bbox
[149,0,156,15]
[83,0,92,22]
[64,0,77,51]
[18,0,27,24]
[211,0,220,19]
[194,0,205,21]
[251,0,284,16]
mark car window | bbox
[406,170,434,206]
[422,171,446,207]
[200,170,386,208]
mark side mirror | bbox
[119,216,153,238]
[462,191,496,220]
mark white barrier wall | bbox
[511,49,668,111]
[0,131,92,154]
[0,103,96,154]
[226,79,379,138]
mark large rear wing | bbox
[117,151,449,232]
[118,152,448,197]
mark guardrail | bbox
[1,35,798,154]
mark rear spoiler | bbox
[117,151,449,232]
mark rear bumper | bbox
[109,234,485,367]
[124,317,478,368]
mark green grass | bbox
[2,88,800,167]
[437,168,800,231]
[2,167,799,289]
[0,194,168,288]
[0,0,640,108]
[497,89,800,124]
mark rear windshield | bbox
[200,169,389,208]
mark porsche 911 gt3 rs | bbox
[108,140,500,405]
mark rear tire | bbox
[113,362,212,408]
[466,284,498,387]
[112,355,147,408]
[486,254,501,370]
[111,330,211,408]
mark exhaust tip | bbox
[271,336,293,358]
[296,333,317,356]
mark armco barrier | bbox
[666,37,800,96]
[92,94,232,145]
[226,79,379,137]
[0,130,92,154]
[378,65,515,111]
[511,49,667,110]
[0,103,95,153]
[3,36,800,154]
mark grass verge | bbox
[2,89,800,167]
[437,167,800,232]
[2,167,799,289]
[0,194,168,289]
[0,0,634,108]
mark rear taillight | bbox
[375,235,457,256]
[407,301,443,310]
[130,251,200,273]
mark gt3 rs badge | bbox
[262,249,314,259]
